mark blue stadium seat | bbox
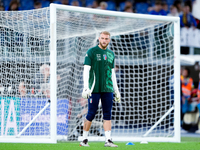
[119,2,125,11]
[41,1,50,8]
[20,0,34,10]
[166,0,174,6]
[85,0,94,7]
[3,0,11,9]
[106,1,116,11]
[53,1,62,4]
[136,3,148,14]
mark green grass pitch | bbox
[0,137,200,150]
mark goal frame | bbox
[49,4,180,143]
[0,4,180,143]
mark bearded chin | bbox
[100,42,108,49]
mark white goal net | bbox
[0,4,180,143]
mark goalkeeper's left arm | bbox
[112,69,121,103]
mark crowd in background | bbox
[180,66,200,133]
[0,0,199,30]
[1,0,200,50]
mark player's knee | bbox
[103,111,111,120]
[86,112,96,121]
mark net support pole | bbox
[173,19,181,143]
[16,102,50,137]
[143,106,174,137]
[50,4,57,143]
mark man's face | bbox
[184,6,190,14]
[19,82,25,94]
[11,3,18,10]
[99,33,110,49]
[155,4,162,11]
[182,69,188,77]
[171,7,177,14]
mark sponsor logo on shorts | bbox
[90,98,92,103]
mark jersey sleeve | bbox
[84,49,92,66]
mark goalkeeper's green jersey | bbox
[84,45,115,93]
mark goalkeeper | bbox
[80,31,120,147]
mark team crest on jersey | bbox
[90,98,92,103]
[103,54,107,60]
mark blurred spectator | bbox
[61,0,69,5]
[197,72,200,118]
[7,0,20,11]
[194,62,200,71]
[33,64,61,96]
[181,68,194,115]
[124,0,132,8]
[40,83,50,98]
[33,64,50,93]
[173,0,183,15]
[184,0,192,12]
[162,2,169,14]
[0,5,4,11]
[123,0,134,12]
[99,1,107,10]
[72,0,80,6]
[192,0,200,29]
[180,5,197,28]
[18,81,30,97]
[124,5,133,13]
[167,5,179,17]
[198,72,200,100]
[147,6,154,12]
[34,1,42,9]
[148,1,167,16]
[92,1,99,8]
[122,0,133,11]
[40,64,50,83]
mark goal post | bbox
[51,4,180,143]
[50,4,57,144]
[0,4,180,143]
[173,19,181,143]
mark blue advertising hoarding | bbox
[0,97,20,136]
[0,97,69,136]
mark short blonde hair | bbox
[100,2,107,8]
[100,31,110,37]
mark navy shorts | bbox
[86,92,113,121]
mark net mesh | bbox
[0,7,175,140]
[0,8,52,137]
[56,9,175,140]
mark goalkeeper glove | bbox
[82,88,91,99]
[114,90,121,103]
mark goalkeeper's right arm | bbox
[82,65,91,99]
